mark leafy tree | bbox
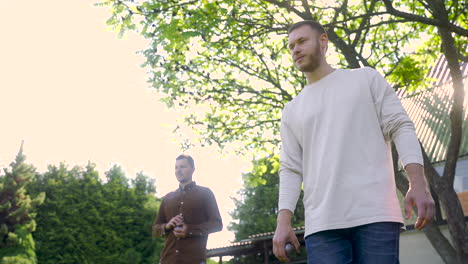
[101,0,467,262]
[0,144,45,264]
[106,164,129,188]
[228,155,305,263]
[229,155,304,240]
[99,0,445,151]
[102,166,161,263]
[27,163,163,264]
[133,171,157,195]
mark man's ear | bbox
[320,33,329,53]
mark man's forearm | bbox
[152,223,169,237]
[405,163,429,190]
[277,209,293,226]
[403,163,435,229]
[278,169,302,214]
[186,219,222,236]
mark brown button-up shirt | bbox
[152,182,222,264]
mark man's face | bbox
[288,25,324,72]
[175,158,194,184]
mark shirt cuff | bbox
[186,225,204,237]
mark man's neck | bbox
[304,63,335,84]
[179,180,193,189]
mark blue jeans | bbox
[305,222,400,264]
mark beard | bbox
[296,41,322,73]
[176,174,189,183]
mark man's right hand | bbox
[165,215,184,231]
[273,210,300,262]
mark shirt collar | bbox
[178,181,196,192]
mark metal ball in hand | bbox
[285,243,295,257]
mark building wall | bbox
[434,157,468,193]
[458,191,468,215]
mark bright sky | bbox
[0,0,251,249]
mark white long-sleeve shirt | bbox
[279,67,423,237]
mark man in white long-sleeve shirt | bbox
[272,20,435,263]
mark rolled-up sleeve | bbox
[278,105,303,213]
[152,198,169,237]
[369,68,423,167]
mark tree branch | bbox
[392,143,458,264]
[264,0,305,19]
[381,0,468,37]
[351,0,375,47]
[327,30,362,68]
[325,12,388,27]
[300,0,313,20]
[347,19,410,34]
[438,30,465,185]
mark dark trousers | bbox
[305,222,401,264]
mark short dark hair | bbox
[176,154,195,168]
[288,20,326,36]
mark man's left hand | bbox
[405,187,435,230]
[173,224,188,238]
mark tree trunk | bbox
[383,0,468,261]
[433,11,468,262]
[438,186,468,263]
[422,144,468,264]
[327,30,362,68]
[392,144,459,263]
[422,223,458,264]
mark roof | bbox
[206,240,255,258]
[399,56,468,163]
[207,226,305,258]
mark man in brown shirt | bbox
[152,154,223,264]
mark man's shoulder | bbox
[344,66,378,76]
[162,189,180,200]
[355,67,385,81]
[339,67,385,88]
[193,184,213,194]
[282,94,301,115]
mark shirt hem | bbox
[304,216,404,237]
